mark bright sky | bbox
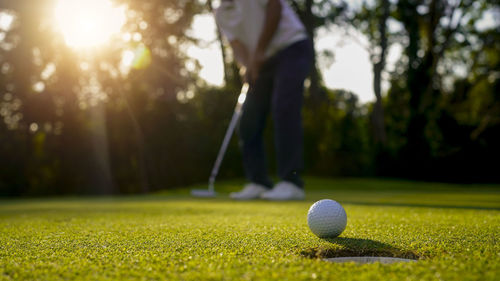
[315,27,375,103]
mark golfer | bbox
[215,0,312,200]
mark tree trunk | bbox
[371,0,389,146]
[372,63,387,144]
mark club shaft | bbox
[208,83,248,192]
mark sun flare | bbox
[54,0,126,49]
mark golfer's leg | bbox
[239,72,274,188]
[272,40,313,188]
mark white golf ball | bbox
[307,199,347,238]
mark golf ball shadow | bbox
[307,199,347,238]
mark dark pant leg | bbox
[271,40,313,188]
[238,68,275,188]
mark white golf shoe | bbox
[260,181,305,201]
[230,183,268,200]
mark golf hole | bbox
[324,256,417,264]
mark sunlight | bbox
[54,0,126,49]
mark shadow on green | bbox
[301,237,420,260]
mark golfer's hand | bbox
[248,50,265,83]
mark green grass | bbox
[1,177,499,280]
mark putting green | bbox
[1,177,499,280]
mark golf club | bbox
[191,83,249,198]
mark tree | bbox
[392,0,498,179]
[351,0,391,146]
[0,0,204,194]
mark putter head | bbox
[190,189,217,198]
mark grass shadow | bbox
[301,237,420,260]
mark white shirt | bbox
[215,0,307,62]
